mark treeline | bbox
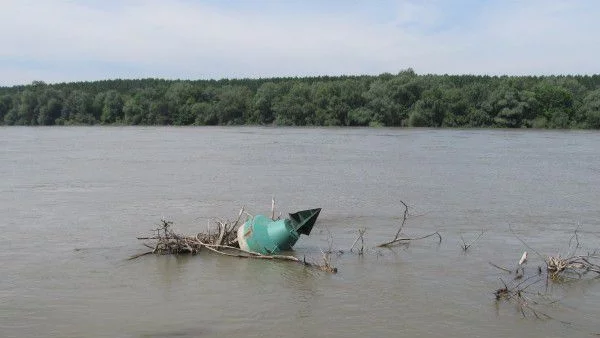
[1,69,600,128]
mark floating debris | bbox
[131,206,336,273]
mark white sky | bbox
[0,0,599,86]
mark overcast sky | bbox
[1,0,599,86]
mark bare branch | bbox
[393,201,409,241]
[489,262,512,273]
[508,223,544,261]
[567,223,582,255]
[350,228,367,255]
[376,201,441,248]
[132,207,337,273]
[460,230,485,252]
[378,231,442,247]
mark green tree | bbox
[37,98,62,125]
[581,89,600,129]
[147,99,170,125]
[60,90,94,124]
[251,82,281,124]
[100,90,124,124]
[3,107,18,125]
[122,93,147,125]
[313,81,347,126]
[15,90,38,125]
[92,92,106,121]
[213,85,253,125]
[0,95,13,124]
[35,88,63,125]
[533,82,573,128]
[438,87,471,127]
[172,103,197,125]
[166,82,197,123]
[193,102,218,125]
[484,86,538,128]
[347,107,373,126]
[408,89,447,127]
[338,79,368,125]
[362,79,397,126]
[0,72,599,128]
[122,88,164,125]
[363,73,422,126]
[273,83,315,126]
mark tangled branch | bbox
[130,208,337,273]
[377,201,442,247]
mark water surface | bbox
[1,127,599,337]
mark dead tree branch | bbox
[130,212,337,273]
[508,223,544,261]
[349,228,367,255]
[376,201,442,247]
[460,230,485,252]
[393,200,409,242]
[489,262,512,273]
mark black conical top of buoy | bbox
[289,208,321,236]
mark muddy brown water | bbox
[1,127,599,337]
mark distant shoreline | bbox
[2,71,599,129]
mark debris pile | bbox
[546,252,600,280]
[131,207,337,273]
[490,224,600,322]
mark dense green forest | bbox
[2,70,600,128]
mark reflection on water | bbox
[0,127,599,337]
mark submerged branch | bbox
[392,201,409,242]
[489,262,512,274]
[377,231,442,247]
[376,201,442,248]
[131,212,337,273]
[460,230,485,252]
[508,223,544,261]
[349,228,367,254]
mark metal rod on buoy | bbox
[271,196,275,220]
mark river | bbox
[1,127,599,337]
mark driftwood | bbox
[504,223,600,281]
[545,252,600,280]
[377,201,442,247]
[494,275,554,320]
[200,242,337,273]
[489,262,512,273]
[349,228,366,255]
[130,207,337,273]
[491,225,600,325]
